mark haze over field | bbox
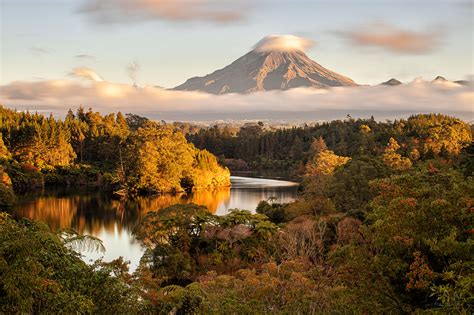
[0,0,473,121]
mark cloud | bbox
[30,46,50,56]
[75,54,96,61]
[338,24,441,54]
[253,35,316,53]
[1,70,471,121]
[79,0,251,24]
[69,67,104,82]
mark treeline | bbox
[189,114,472,172]
[0,106,229,206]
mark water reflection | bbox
[14,188,232,233]
[12,176,298,270]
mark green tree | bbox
[0,213,143,314]
[328,156,390,215]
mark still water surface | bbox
[12,176,298,271]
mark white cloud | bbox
[69,67,104,82]
[79,0,252,24]
[0,70,471,121]
[253,35,315,53]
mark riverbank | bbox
[230,170,301,182]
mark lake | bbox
[11,176,299,271]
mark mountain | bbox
[431,75,469,87]
[173,49,357,94]
[381,78,402,86]
[431,75,448,83]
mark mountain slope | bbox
[173,49,357,94]
[381,78,402,86]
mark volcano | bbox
[173,35,357,94]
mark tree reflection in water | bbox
[12,187,232,235]
[10,177,297,270]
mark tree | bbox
[123,125,196,194]
[135,204,216,284]
[405,114,471,157]
[125,113,149,131]
[305,138,350,177]
[0,213,143,314]
[381,137,412,171]
[184,149,230,191]
[328,156,390,215]
[367,167,473,310]
[135,205,277,286]
[123,125,229,195]
[0,133,11,160]
[0,166,16,208]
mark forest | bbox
[0,105,230,207]
[188,114,472,175]
[1,110,473,313]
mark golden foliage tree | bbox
[381,137,412,171]
[305,137,350,176]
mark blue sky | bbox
[1,0,473,88]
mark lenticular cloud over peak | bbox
[70,67,104,82]
[252,35,315,53]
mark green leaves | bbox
[134,205,278,288]
[57,228,106,253]
[0,213,143,314]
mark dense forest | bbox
[189,114,472,174]
[1,111,473,313]
[0,106,230,207]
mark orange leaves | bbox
[399,198,417,208]
[427,161,439,173]
[405,252,435,291]
[392,235,414,247]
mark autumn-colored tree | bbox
[184,149,230,191]
[305,138,350,177]
[123,125,195,193]
[405,114,471,156]
[0,133,11,160]
[367,167,473,310]
[381,137,412,171]
[0,166,16,208]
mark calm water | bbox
[11,176,298,271]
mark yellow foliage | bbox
[382,138,412,171]
[305,149,350,176]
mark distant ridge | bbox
[454,80,470,86]
[381,78,402,86]
[432,76,448,83]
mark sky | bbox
[0,0,473,121]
